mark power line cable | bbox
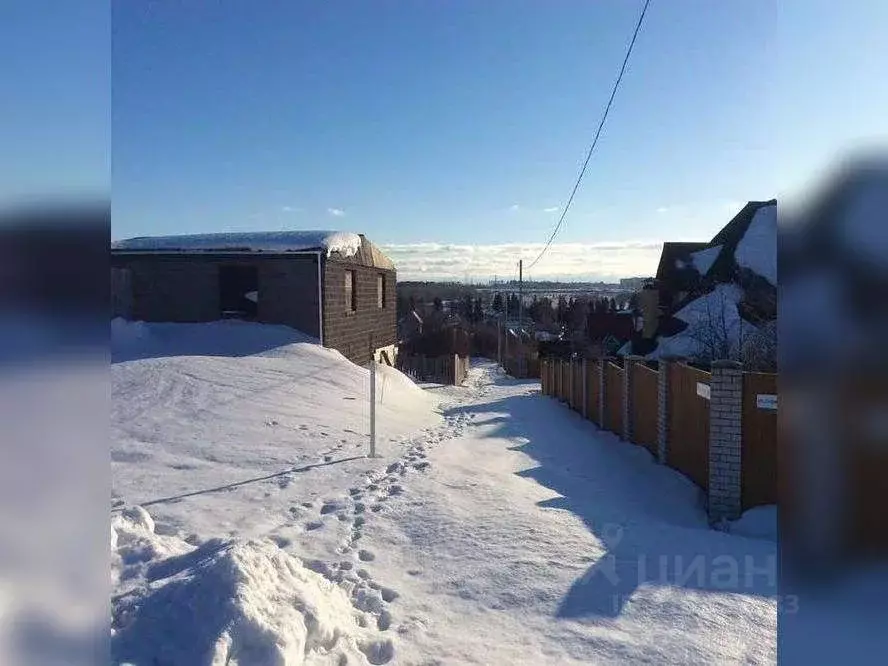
[526,0,652,272]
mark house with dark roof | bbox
[111,230,397,366]
[629,200,777,362]
[398,310,423,343]
[653,242,710,316]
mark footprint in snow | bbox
[304,520,324,531]
[358,549,375,562]
[377,610,392,631]
[320,499,347,515]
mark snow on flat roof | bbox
[691,244,722,276]
[734,204,777,284]
[112,230,363,257]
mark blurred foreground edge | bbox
[0,201,110,315]
[780,154,888,587]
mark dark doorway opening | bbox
[219,265,258,319]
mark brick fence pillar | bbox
[708,360,744,523]
[623,355,643,442]
[657,356,680,465]
[598,356,609,430]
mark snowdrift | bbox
[111,319,440,567]
[112,507,395,666]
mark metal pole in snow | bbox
[369,358,377,457]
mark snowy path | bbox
[326,361,777,664]
[111,327,776,664]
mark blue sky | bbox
[4,1,886,280]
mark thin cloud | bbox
[543,206,560,213]
[327,208,346,217]
[508,204,521,212]
[281,205,301,213]
[380,241,663,282]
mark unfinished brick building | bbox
[111,230,396,366]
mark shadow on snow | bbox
[443,366,777,620]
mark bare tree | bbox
[741,319,777,371]
[684,288,776,369]
[684,289,742,364]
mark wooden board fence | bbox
[667,363,711,490]
[741,371,777,509]
[397,354,467,385]
[571,359,583,412]
[587,359,601,425]
[631,363,659,456]
[605,362,623,435]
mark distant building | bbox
[111,230,397,366]
[398,310,423,343]
[619,276,652,292]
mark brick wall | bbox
[256,256,320,337]
[322,259,396,365]
[708,360,743,522]
[111,254,320,337]
[124,257,220,322]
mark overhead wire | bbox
[525,0,652,272]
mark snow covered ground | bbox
[111,322,777,664]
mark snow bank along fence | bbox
[396,353,469,386]
[540,354,778,523]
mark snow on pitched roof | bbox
[691,244,723,276]
[112,230,363,257]
[734,203,777,285]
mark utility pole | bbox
[518,260,523,328]
[518,259,525,377]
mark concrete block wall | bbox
[323,259,397,366]
[708,360,743,522]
